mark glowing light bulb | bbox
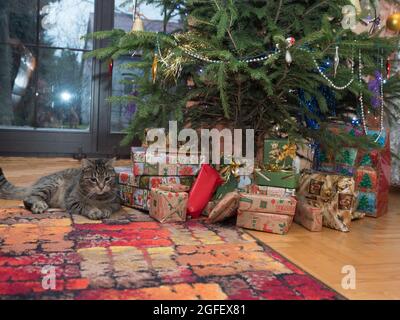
[60,91,72,102]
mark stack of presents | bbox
[114,124,390,234]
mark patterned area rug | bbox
[0,207,343,300]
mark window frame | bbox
[0,0,131,157]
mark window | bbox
[0,0,95,130]
[110,0,182,133]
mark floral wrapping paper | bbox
[237,210,293,235]
[243,184,296,197]
[115,167,136,185]
[115,167,194,211]
[138,176,194,190]
[158,183,190,192]
[294,198,323,232]
[238,193,297,216]
[115,167,194,190]
[298,172,361,232]
[131,147,201,176]
[149,188,188,223]
[116,184,150,210]
[206,192,240,224]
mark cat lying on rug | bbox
[0,158,121,220]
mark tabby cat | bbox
[0,158,121,220]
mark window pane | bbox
[40,0,95,50]
[0,0,37,46]
[0,43,36,128]
[111,0,183,133]
[110,57,140,133]
[114,0,182,33]
[36,48,92,130]
[1,0,95,50]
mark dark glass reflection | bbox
[0,0,94,130]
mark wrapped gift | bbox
[138,175,194,190]
[254,170,299,189]
[314,125,391,218]
[263,139,296,169]
[133,162,145,176]
[243,184,295,197]
[297,171,360,232]
[115,167,194,211]
[158,183,190,192]
[132,188,150,210]
[131,147,201,176]
[237,210,293,235]
[187,164,224,218]
[149,188,188,223]
[294,198,323,232]
[206,192,240,224]
[238,193,297,215]
[115,167,136,185]
[202,200,218,217]
[117,184,134,207]
[355,132,391,217]
[355,167,378,192]
[131,146,147,163]
[357,192,377,214]
[177,164,201,176]
[117,184,150,210]
[213,174,238,201]
[159,163,178,176]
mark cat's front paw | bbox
[84,208,111,220]
[31,201,49,214]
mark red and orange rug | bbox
[0,207,343,300]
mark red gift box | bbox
[186,164,224,218]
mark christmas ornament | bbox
[299,47,355,90]
[131,14,144,32]
[334,46,340,78]
[286,37,295,47]
[386,59,391,79]
[108,59,113,76]
[341,5,357,30]
[386,12,400,32]
[285,50,293,65]
[284,37,295,65]
[152,54,158,84]
[368,71,383,109]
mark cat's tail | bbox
[0,168,29,200]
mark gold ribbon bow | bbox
[219,159,242,181]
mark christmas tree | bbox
[360,153,373,166]
[86,0,400,152]
[338,149,353,165]
[357,194,371,211]
[359,173,372,188]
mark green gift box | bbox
[254,170,299,189]
[263,139,296,169]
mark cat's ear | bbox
[106,157,116,168]
[81,158,94,169]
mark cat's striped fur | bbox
[0,158,121,220]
